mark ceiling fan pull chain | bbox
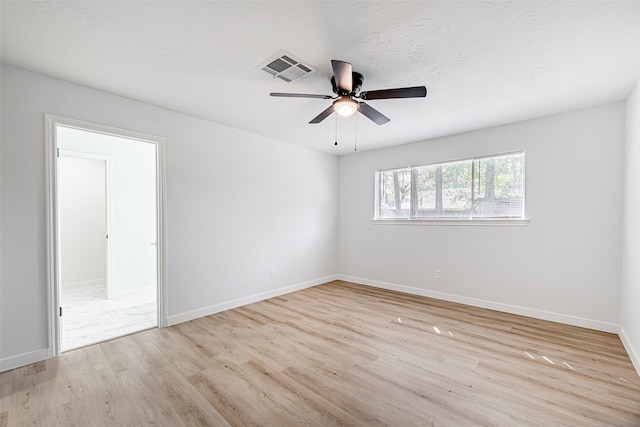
[334,114,338,146]
[354,125,357,151]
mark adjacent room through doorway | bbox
[56,125,159,351]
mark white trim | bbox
[156,131,167,328]
[372,218,529,226]
[337,274,621,333]
[619,328,640,377]
[44,114,59,358]
[44,114,168,359]
[167,275,338,326]
[61,278,106,289]
[105,155,113,300]
[58,149,111,161]
[0,349,50,373]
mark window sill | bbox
[371,218,529,226]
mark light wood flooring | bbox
[1,280,639,426]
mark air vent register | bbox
[257,50,316,82]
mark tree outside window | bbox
[376,152,524,219]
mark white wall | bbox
[621,78,640,372]
[58,128,157,296]
[0,65,338,370]
[58,155,107,285]
[338,103,625,331]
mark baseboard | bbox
[0,349,51,373]
[62,278,106,289]
[337,274,621,334]
[167,275,339,326]
[619,328,640,377]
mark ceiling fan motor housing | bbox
[331,72,364,96]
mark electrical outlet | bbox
[270,269,276,278]
[435,270,442,279]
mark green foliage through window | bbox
[376,152,525,219]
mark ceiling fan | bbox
[270,60,427,125]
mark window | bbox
[376,152,525,220]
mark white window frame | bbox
[373,151,528,226]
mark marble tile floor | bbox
[60,281,157,351]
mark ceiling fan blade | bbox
[270,92,334,99]
[358,102,390,125]
[331,60,353,93]
[359,86,427,100]
[309,105,335,124]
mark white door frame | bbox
[45,114,167,357]
[58,150,113,299]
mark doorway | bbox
[45,115,166,355]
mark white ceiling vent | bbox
[257,50,316,82]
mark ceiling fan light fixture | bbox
[333,98,359,117]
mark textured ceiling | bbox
[2,1,640,155]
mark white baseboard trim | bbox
[619,328,640,377]
[62,278,106,289]
[167,275,339,326]
[0,349,51,373]
[337,274,621,334]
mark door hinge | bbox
[56,147,60,157]
[59,307,62,317]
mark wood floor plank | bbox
[1,280,639,426]
[138,327,210,377]
[153,365,231,427]
[115,368,185,426]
